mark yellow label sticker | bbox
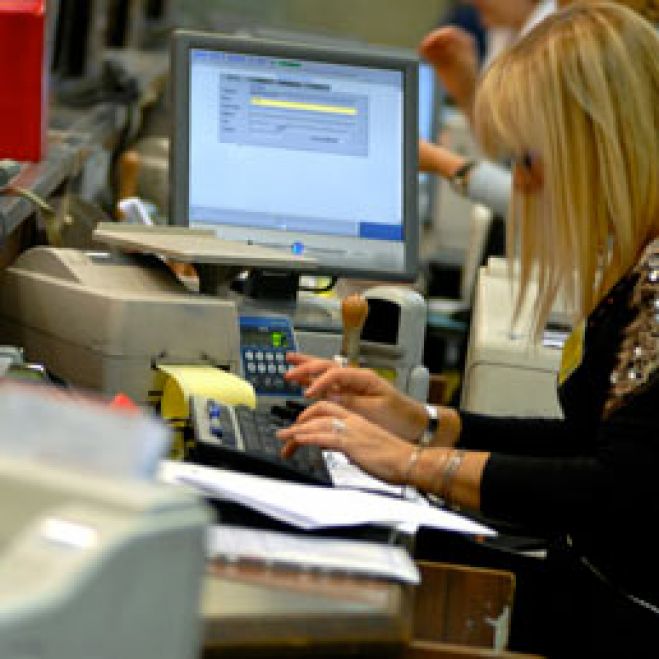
[558,320,585,385]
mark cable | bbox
[6,186,55,215]
[0,159,20,189]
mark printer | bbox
[461,258,570,418]
[0,246,241,403]
[0,454,211,659]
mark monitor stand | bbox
[91,223,339,330]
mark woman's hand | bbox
[419,26,478,121]
[277,400,415,485]
[285,352,428,442]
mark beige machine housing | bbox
[0,247,240,402]
[0,456,210,659]
[461,258,568,418]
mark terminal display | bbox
[170,31,419,282]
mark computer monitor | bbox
[417,61,443,227]
[169,31,419,291]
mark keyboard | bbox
[188,396,333,487]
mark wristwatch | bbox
[420,404,440,447]
[449,159,477,196]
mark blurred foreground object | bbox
[0,381,211,659]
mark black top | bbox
[458,240,659,606]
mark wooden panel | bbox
[405,639,545,659]
[413,561,515,649]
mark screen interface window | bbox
[188,48,407,274]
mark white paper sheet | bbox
[159,460,496,537]
[207,524,421,584]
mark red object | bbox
[0,0,48,161]
[110,392,140,412]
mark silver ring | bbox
[332,354,349,368]
[331,417,347,434]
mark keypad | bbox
[240,315,303,397]
[242,346,301,396]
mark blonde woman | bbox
[279,4,659,654]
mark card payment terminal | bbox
[239,314,303,405]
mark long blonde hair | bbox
[475,3,659,335]
[560,0,659,23]
[598,0,658,23]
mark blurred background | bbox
[172,0,453,49]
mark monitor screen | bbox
[170,31,419,282]
[417,61,443,227]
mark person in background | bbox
[279,4,659,655]
[420,0,657,219]
[421,0,555,124]
[419,0,555,221]
[435,2,488,65]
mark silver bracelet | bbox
[402,446,424,485]
[440,450,465,507]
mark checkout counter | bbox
[0,238,532,658]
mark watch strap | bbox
[450,159,477,196]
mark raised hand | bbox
[419,26,478,121]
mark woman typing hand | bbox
[277,398,487,510]
[284,352,461,447]
[277,399,416,484]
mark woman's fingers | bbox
[304,365,386,400]
[280,432,339,458]
[278,401,350,437]
[284,352,318,366]
[301,366,363,398]
[290,399,346,424]
[277,408,349,456]
[284,357,335,386]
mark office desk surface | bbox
[202,561,413,658]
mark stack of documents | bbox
[159,461,495,537]
[207,524,421,584]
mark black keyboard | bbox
[188,396,333,487]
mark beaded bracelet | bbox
[440,450,466,507]
[402,445,424,485]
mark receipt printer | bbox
[0,455,211,659]
[0,247,241,402]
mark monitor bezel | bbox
[170,29,419,283]
[417,60,444,228]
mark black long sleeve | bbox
[458,411,583,456]
[453,242,659,608]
